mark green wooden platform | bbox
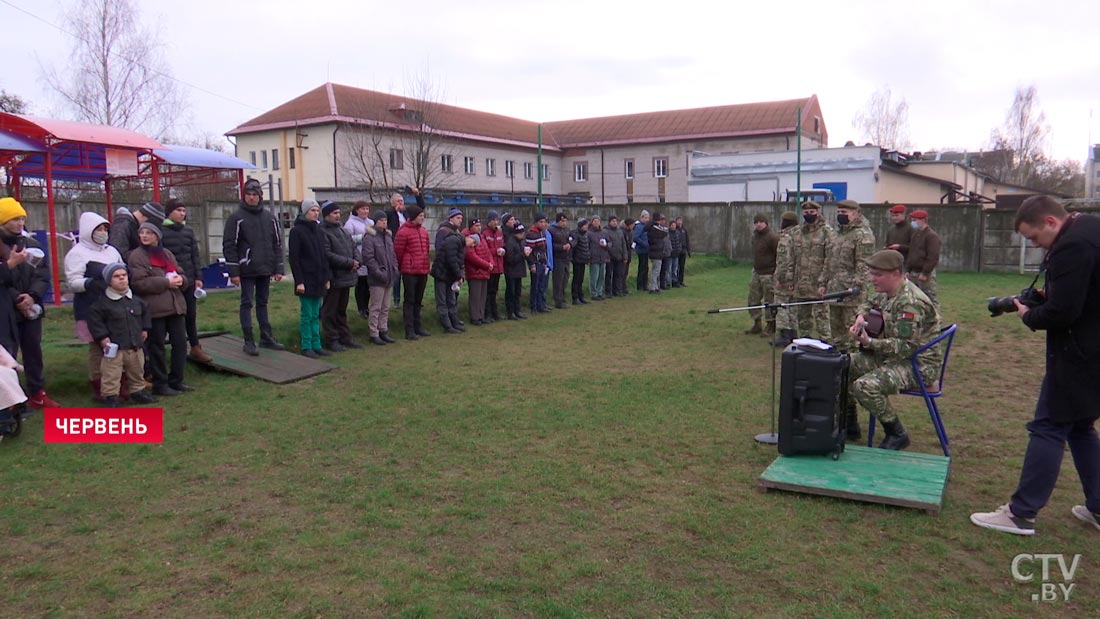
[191,334,336,384]
[758,445,951,513]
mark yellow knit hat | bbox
[0,197,27,224]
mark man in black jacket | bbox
[549,212,573,309]
[222,178,286,355]
[160,199,211,363]
[109,201,163,258]
[971,196,1100,536]
[432,208,466,333]
[0,197,60,408]
[319,201,362,350]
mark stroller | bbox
[0,403,28,440]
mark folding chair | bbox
[867,324,958,457]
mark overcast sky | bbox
[2,0,1097,162]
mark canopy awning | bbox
[155,144,255,170]
[0,113,164,150]
[0,128,47,153]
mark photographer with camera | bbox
[971,196,1100,536]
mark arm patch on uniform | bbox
[897,311,915,337]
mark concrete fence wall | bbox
[19,198,1088,273]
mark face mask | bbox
[803,213,817,224]
[836,214,850,226]
[92,230,109,244]
[911,221,920,230]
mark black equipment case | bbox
[777,343,850,459]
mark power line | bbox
[0,0,262,112]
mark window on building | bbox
[261,150,268,169]
[390,149,404,170]
[654,157,668,178]
[486,158,496,177]
[441,154,453,173]
[271,149,280,171]
[542,164,550,180]
[624,159,634,179]
[289,147,296,170]
[249,151,257,166]
[814,117,821,133]
[505,160,515,178]
[523,162,533,179]
[464,156,476,175]
[574,162,588,182]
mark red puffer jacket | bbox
[481,225,505,274]
[463,230,493,280]
[394,220,430,275]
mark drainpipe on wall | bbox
[600,149,605,203]
[332,124,341,188]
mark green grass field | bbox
[1,256,1096,618]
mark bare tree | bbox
[40,0,187,140]
[852,86,911,151]
[343,73,461,202]
[0,89,29,114]
[988,85,1049,184]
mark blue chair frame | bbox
[866,323,958,457]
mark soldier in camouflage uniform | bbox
[788,201,835,341]
[847,250,942,450]
[746,213,778,336]
[821,200,876,352]
[770,211,799,346]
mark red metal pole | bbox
[45,150,62,307]
[151,155,161,203]
[238,168,245,199]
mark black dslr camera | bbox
[988,287,1044,317]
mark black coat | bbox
[2,232,51,322]
[160,221,202,282]
[647,223,671,259]
[321,220,360,289]
[670,228,684,256]
[108,211,140,258]
[222,200,285,278]
[572,227,591,264]
[1023,213,1100,423]
[431,223,465,283]
[504,234,528,279]
[288,216,331,298]
[549,224,574,263]
[86,292,151,350]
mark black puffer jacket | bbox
[670,227,684,257]
[321,220,360,289]
[572,226,591,264]
[160,221,202,282]
[647,223,671,259]
[288,216,330,298]
[504,233,528,279]
[222,200,285,278]
[431,223,466,283]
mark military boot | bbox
[763,320,776,338]
[771,328,796,348]
[242,329,259,356]
[745,319,762,335]
[879,419,911,451]
[845,403,862,441]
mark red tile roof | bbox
[228,83,825,149]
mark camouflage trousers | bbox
[909,270,939,308]
[829,303,858,352]
[774,288,796,332]
[849,352,920,424]
[795,298,831,342]
[747,271,775,322]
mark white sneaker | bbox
[1071,505,1100,532]
[970,504,1036,536]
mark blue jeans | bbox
[530,265,549,311]
[589,263,607,299]
[1010,376,1100,518]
